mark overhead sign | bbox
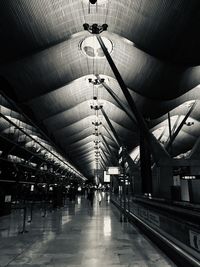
[104,171,110,183]
[107,167,120,175]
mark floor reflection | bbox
[0,195,176,267]
[103,216,111,237]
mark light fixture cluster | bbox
[90,104,103,110]
[90,85,102,168]
[88,78,105,84]
[83,23,108,34]
[184,121,194,126]
[89,77,104,110]
[92,121,102,126]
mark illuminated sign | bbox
[30,185,34,191]
[107,167,120,175]
[5,195,11,203]
[182,176,196,180]
[104,171,110,183]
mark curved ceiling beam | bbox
[63,137,119,154]
[74,151,110,164]
[1,31,192,102]
[28,83,200,125]
[26,75,135,122]
[0,1,199,65]
[72,145,110,159]
[74,150,95,160]
[150,100,200,128]
[69,137,117,157]
[69,146,95,158]
[60,126,116,147]
[42,96,128,125]
[43,101,135,133]
[66,136,118,154]
[66,141,95,154]
[67,136,96,150]
[74,154,96,163]
[66,133,120,152]
[1,0,200,178]
[52,115,135,140]
[151,116,200,140]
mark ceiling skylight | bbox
[81,36,113,58]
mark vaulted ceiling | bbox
[0,0,200,178]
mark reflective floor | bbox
[0,193,176,267]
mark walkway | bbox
[0,193,176,267]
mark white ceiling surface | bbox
[0,0,200,177]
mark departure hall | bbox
[0,1,200,266]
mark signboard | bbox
[189,230,200,251]
[173,175,181,186]
[148,212,160,227]
[30,185,34,191]
[104,171,110,183]
[5,195,11,203]
[107,167,120,175]
[137,207,160,227]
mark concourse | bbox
[0,1,200,267]
[0,194,175,267]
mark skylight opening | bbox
[81,36,113,59]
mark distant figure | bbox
[69,187,76,202]
[87,187,94,207]
[98,190,102,206]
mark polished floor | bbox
[0,193,176,267]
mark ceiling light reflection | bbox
[104,216,111,237]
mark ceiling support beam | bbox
[96,34,170,165]
[101,107,138,169]
[100,153,107,168]
[167,112,173,155]
[102,125,119,148]
[100,134,118,165]
[101,148,112,166]
[74,152,94,161]
[165,101,196,152]
[99,160,105,170]
[189,136,200,160]
[96,75,137,124]
[103,108,140,167]
[101,107,121,147]
[100,134,114,156]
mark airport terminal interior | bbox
[0,0,200,266]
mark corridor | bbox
[0,194,176,267]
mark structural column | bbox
[139,129,152,195]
